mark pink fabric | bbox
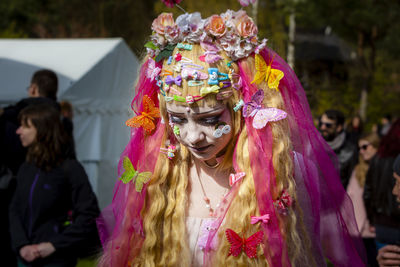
[346,170,375,238]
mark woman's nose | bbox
[184,124,205,145]
[16,126,22,135]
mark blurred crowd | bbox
[317,109,400,267]
[0,68,399,267]
[0,69,100,267]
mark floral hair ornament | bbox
[242,89,287,129]
[148,10,264,61]
[251,54,284,91]
[160,145,176,159]
[213,122,231,138]
[119,157,152,193]
[155,44,176,63]
[250,214,270,225]
[229,172,246,186]
[126,95,160,135]
[225,229,264,258]
[238,0,256,7]
[274,189,293,215]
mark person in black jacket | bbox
[9,104,100,267]
[319,109,358,188]
[364,119,400,255]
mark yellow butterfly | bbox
[119,157,152,192]
[251,54,284,91]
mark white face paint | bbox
[166,102,232,163]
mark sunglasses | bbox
[319,121,334,129]
[359,144,370,150]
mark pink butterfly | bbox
[146,59,161,81]
[242,89,287,129]
[273,190,293,215]
[225,229,264,258]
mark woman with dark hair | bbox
[9,103,100,267]
[364,119,400,256]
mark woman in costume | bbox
[98,10,366,266]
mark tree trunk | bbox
[252,0,259,25]
[287,11,296,69]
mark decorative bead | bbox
[204,197,210,203]
[206,204,211,209]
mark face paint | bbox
[166,102,232,162]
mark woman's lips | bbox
[189,145,212,153]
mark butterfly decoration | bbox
[146,59,161,81]
[273,189,293,215]
[155,44,177,63]
[225,229,264,258]
[119,157,152,192]
[242,90,287,129]
[126,95,160,135]
[251,54,284,91]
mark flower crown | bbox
[147,10,267,61]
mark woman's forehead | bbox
[166,102,226,114]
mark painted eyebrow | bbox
[166,108,225,115]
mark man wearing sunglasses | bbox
[319,109,358,189]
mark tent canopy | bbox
[0,38,139,208]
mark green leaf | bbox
[144,41,158,50]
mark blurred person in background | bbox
[347,133,380,267]
[377,154,400,267]
[9,103,100,267]
[364,119,400,261]
[379,114,392,137]
[0,69,66,175]
[319,109,358,188]
[347,115,364,146]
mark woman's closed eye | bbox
[199,116,221,125]
[169,115,186,124]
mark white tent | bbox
[0,38,139,208]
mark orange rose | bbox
[205,15,226,37]
[152,13,175,35]
[236,13,258,38]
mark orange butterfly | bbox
[126,95,160,134]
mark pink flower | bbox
[152,13,175,35]
[235,13,258,38]
[238,0,256,7]
[161,0,182,8]
[165,25,181,43]
[205,15,226,37]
